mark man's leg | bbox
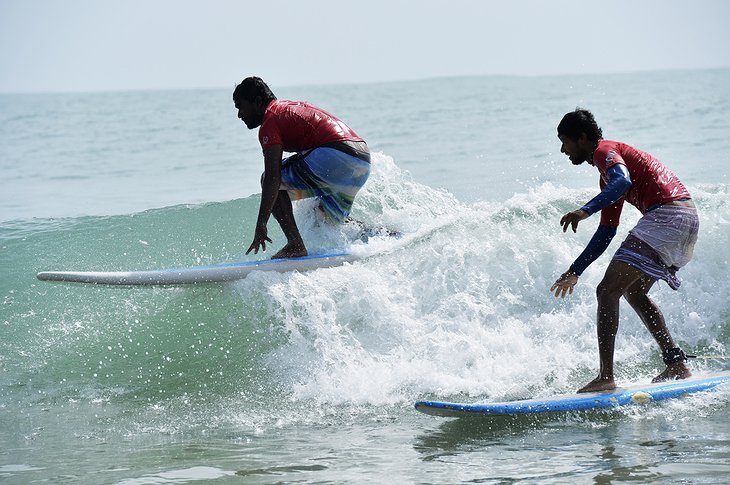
[623,277,691,382]
[578,260,645,393]
[270,190,307,259]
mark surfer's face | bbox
[559,134,590,165]
[235,97,264,129]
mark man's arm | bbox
[552,165,629,297]
[551,225,617,297]
[581,164,631,215]
[569,224,618,275]
[246,144,284,255]
[559,164,631,233]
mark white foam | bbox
[234,157,730,407]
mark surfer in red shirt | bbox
[550,109,699,393]
[233,77,370,259]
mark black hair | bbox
[557,108,603,143]
[232,76,277,104]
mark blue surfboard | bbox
[36,251,358,286]
[415,371,730,417]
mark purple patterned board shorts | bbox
[613,205,699,290]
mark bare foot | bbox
[577,375,616,393]
[652,362,692,383]
[271,242,308,259]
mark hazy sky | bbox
[2,0,729,93]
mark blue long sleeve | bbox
[581,164,632,215]
[570,224,617,275]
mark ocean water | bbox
[1,69,729,484]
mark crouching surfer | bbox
[233,76,371,259]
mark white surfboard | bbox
[415,371,730,417]
[36,251,358,286]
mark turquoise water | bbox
[1,69,729,483]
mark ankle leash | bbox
[663,347,696,366]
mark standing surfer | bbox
[550,108,699,393]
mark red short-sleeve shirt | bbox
[594,140,691,226]
[258,100,363,152]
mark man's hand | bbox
[246,223,272,255]
[560,209,589,233]
[550,271,579,298]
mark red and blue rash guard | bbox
[569,140,691,275]
[592,140,691,227]
[258,100,364,152]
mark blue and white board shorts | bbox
[280,147,370,224]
